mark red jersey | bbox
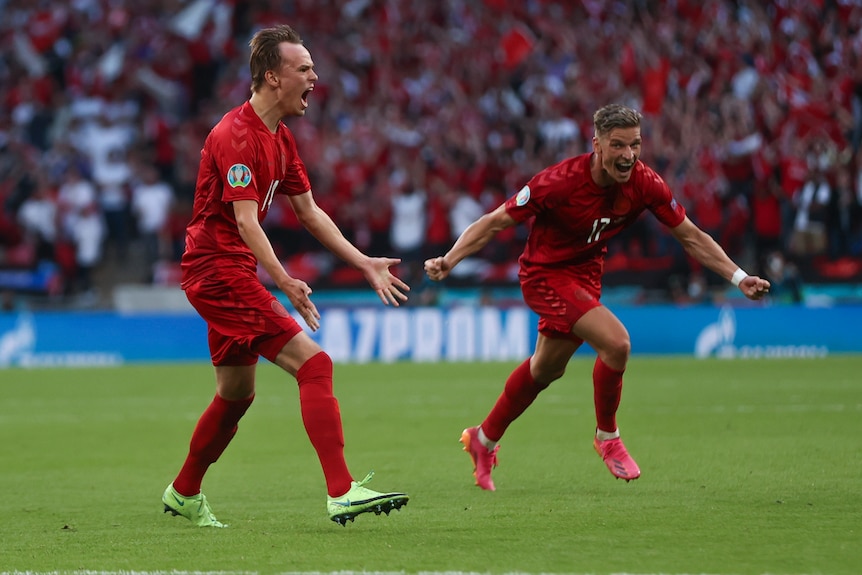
[505,153,685,284]
[181,101,311,287]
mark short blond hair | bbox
[593,104,642,137]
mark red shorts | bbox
[520,269,602,343]
[184,270,302,366]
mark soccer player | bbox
[161,25,410,527]
[424,104,770,490]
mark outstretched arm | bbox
[669,216,770,300]
[287,190,409,306]
[425,203,517,281]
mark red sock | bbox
[297,351,352,497]
[173,393,254,496]
[593,357,624,433]
[481,358,549,442]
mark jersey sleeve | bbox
[642,167,686,228]
[208,127,266,204]
[504,170,563,223]
[279,128,311,196]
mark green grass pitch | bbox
[1,356,860,574]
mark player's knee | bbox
[605,335,631,365]
[296,350,333,388]
[312,349,333,371]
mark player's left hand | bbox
[739,275,771,300]
[282,277,321,331]
[360,257,410,306]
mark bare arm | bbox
[669,216,770,300]
[234,199,321,330]
[287,190,408,306]
[424,203,517,281]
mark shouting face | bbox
[591,126,641,187]
[271,42,318,117]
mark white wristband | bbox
[731,268,748,287]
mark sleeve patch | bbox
[515,185,531,206]
[227,164,252,188]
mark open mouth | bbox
[301,88,313,107]
[616,162,634,175]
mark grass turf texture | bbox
[0,357,859,574]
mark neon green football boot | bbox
[326,472,409,526]
[162,483,227,528]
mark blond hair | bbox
[593,104,642,137]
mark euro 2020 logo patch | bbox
[515,185,531,206]
[227,164,252,188]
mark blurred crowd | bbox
[1,0,862,308]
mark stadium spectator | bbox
[56,164,95,231]
[77,109,135,262]
[130,163,174,281]
[826,165,859,260]
[750,161,785,276]
[791,164,831,257]
[68,198,105,299]
[389,179,427,287]
[161,25,409,529]
[424,104,770,491]
[16,173,57,264]
[777,138,811,251]
[765,250,804,304]
[55,163,100,292]
[447,189,486,279]
[423,175,454,261]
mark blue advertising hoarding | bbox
[0,305,858,367]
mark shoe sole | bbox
[162,500,227,528]
[330,495,409,526]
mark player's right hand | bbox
[424,256,451,282]
[284,278,321,331]
[739,275,771,301]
